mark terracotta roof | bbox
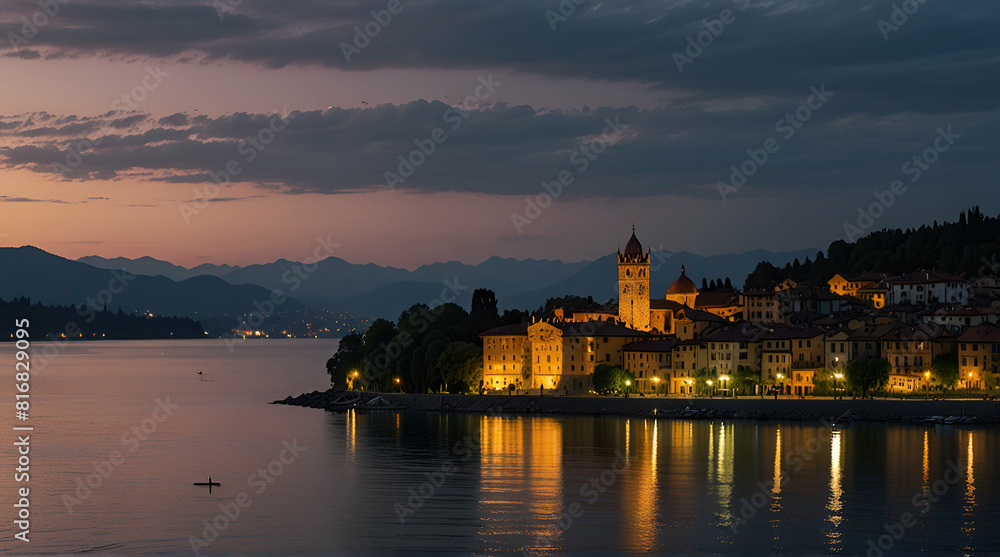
[623,338,679,352]
[479,323,529,336]
[957,324,1000,343]
[883,323,955,341]
[703,323,763,342]
[561,320,649,338]
[694,292,740,308]
[676,306,725,322]
[666,265,699,295]
[887,270,966,285]
[760,324,825,340]
[649,299,685,311]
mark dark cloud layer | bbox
[1,99,995,200]
[0,0,997,201]
[1,0,998,113]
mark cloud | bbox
[0,0,997,115]
[0,195,72,203]
[0,99,996,201]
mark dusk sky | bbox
[0,0,996,269]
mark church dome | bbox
[667,266,699,295]
[623,230,643,257]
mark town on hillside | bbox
[480,227,1000,397]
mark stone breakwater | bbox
[273,390,1000,424]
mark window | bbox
[605,354,611,362]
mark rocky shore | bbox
[273,390,1000,424]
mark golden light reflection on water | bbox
[347,407,356,457]
[962,431,975,542]
[622,419,659,552]
[825,429,843,551]
[477,416,563,553]
[922,429,930,491]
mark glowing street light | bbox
[924,370,931,398]
[834,372,844,399]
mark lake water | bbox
[1,339,997,555]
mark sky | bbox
[0,0,997,269]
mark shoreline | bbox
[274,390,1000,424]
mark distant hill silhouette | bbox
[0,247,310,336]
[77,248,819,321]
[0,296,204,341]
[744,207,1000,289]
[78,255,237,281]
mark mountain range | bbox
[1,245,820,336]
[77,247,820,315]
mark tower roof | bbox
[623,226,643,257]
[666,265,699,295]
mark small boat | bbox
[193,476,221,493]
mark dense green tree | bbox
[845,357,890,398]
[592,364,635,395]
[931,352,959,392]
[423,339,450,392]
[693,367,718,395]
[435,341,483,393]
[327,332,364,390]
[733,365,760,395]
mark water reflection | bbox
[334,414,993,555]
[622,419,658,552]
[477,416,563,553]
[825,428,844,551]
[963,431,975,544]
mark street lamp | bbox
[777,373,784,397]
[707,379,714,398]
[625,379,631,398]
[652,376,660,396]
[834,373,844,399]
[924,371,931,398]
[720,375,730,397]
[395,377,401,392]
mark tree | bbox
[423,338,449,392]
[592,364,634,395]
[811,369,835,397]
[693,367,717,395]
[845,357,890,398]
[435,341,483,393]
[931,352,959,392]
[733,365,760,396]
[361,318,398,389]
[469,289,500,337]
[327,332,363,390]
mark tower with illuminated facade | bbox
[618,226,650,331]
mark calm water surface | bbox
[0,340,997,555]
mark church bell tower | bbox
[618,225,650,331]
